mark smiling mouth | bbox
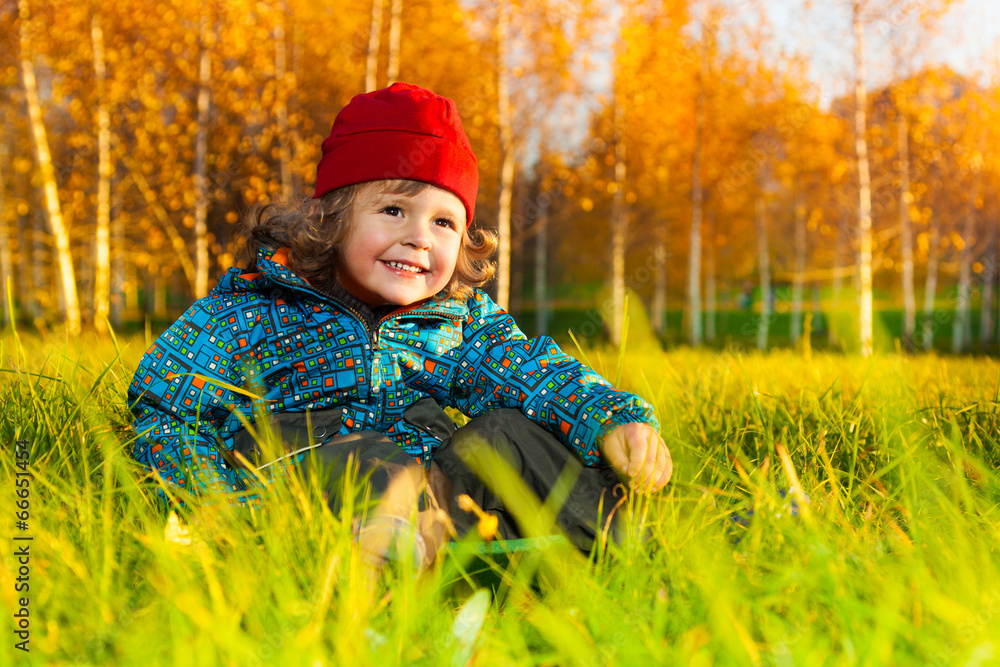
[382,260,427,274]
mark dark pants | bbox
[231,400,626,553]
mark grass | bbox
[1,327,1000,665]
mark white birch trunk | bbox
[92,15,112,332]
[953,197,975,353]
[193,11,212,299]
[853,7,873,357]
[274,5,293,199]
[387,0,402,84]
[19,0,80,335]
[687,73,705,345]
[610,85,628,347]
[898,110,916,345]
[495,0,514,310]
[366,0,384,91]
[791,182,806,343]
[756,197,771,350]
[922,212,939,351]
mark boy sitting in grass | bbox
[128,83,672,567]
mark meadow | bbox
[1,326,999,666]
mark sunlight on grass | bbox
[1,330,999,664]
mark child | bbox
[128,83,671,563]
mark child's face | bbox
[338,182,465,306]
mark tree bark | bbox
[922,211,939,352]
[610,82,627,348]
[92,15,112,332]
[853,6,873,357]
[366,0,384,91]
[495,0,514,310]
[897,109,916,346]
[193,9,212,299]
[19,0,81,335]
[756,197,771,350]
[387,0,402,84]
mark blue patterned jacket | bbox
[128,245,659,508]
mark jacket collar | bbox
[241,245,468,321]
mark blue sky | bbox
[762,0,1000,101]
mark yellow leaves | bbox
[952,232,966,252]
[917,232,929,254]
[580,197,594,212]
[13,157,33,174]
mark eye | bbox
[380,206,403,217]
[434,217,458,230]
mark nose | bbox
[402,219,432,250]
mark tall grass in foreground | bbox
[1,329,999,666]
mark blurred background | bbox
[1,0,998,355]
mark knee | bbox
[450,410,525,467]
[459,409,525,438]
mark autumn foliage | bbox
[0,0,996,353]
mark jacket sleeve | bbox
[445,291,659,466]
[128,298,268,510]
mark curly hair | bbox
[231,180,497,302]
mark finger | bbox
[640,430,659,490]
[656,447,673,490]
[602,433,630,477]
[627,431,649,480]
[650,444,668,492]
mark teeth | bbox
[385,261,423,273]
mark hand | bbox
[600,423,672,494]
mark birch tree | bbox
[19,0,81,335]
[365,0,383,91]
[852,2,874,357]
[387,0,402,84]
[193,6,212,299]
[495,0,514,309]
[92,14,112,331]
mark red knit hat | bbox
[313,83,479,225]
